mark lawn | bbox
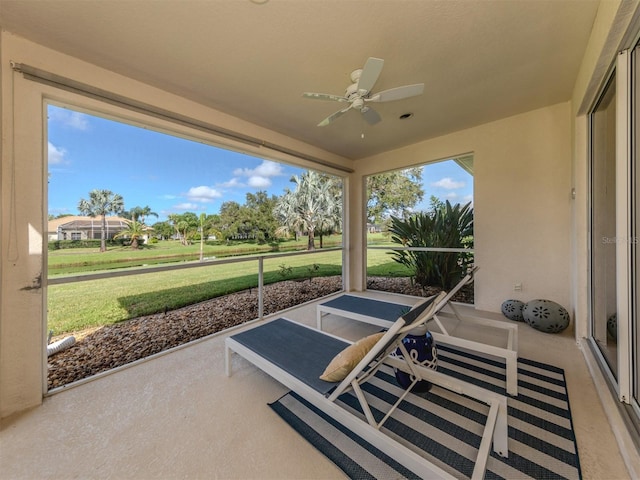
[48,236,344,274]
[47,236,410,335]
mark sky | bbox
[47,105,473,222]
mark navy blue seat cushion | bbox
[230,318,349,394]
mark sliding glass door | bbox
[589,27,640,445]
[590,72,618,376]
[590,45,640,429]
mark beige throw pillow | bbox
[319,332,385,382]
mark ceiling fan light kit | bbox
[303,57,424,127]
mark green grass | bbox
[47,250,344,335]
[366,248,413,277]
[48,237,344,275]
[47,234,408,335]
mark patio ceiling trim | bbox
[10,62,354,174]
[454,154,474,176]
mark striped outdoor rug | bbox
[269,344,581,479]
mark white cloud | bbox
[444,192,459,199]
[185,186,222,203]
[232,160,284,189]
[48,142,67,165]
[233,160,284,178]
[49,108,89,130]
[219,178,243,188]
[173,202,201,211]
[431,177,465,189]
[67,111,89,130]
[248,176,271,188]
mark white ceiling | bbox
[0,0,600,160]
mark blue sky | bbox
[47,105,472,222]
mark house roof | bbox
[48,216,130,233]
[0,0,600,160]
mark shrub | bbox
[47,239,127,250]
[388,201,473,291]
[278,263,293,278]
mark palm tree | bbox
[273,171,342,250]
[127,205,158,225]
[114,219,150,249]
[168,213,198,245]
[315,174,342,248]
[78,189,125,252]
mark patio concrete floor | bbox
[0,290,634,479]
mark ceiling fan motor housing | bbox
[351,97,364,110]
[345,83,360,99]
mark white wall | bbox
[351,102,573,314]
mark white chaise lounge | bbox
[316,267,520,396]
[225,293,509,480]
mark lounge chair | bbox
[225,293,509,480]
[316,267,519,396]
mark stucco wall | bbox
[352,102,573,314]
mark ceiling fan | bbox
[303,57,424,127]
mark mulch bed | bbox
[47,276,473,390]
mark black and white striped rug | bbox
[269,344,581,479]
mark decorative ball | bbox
[607,313,617,340]
[501,299,525,321]
[523,299,570,333]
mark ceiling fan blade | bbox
[303,92,348,102]
[318,105,352,127]
[362,107,381,125]
[357,57,384,93]
[367,83,425,102]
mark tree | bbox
[218,201,246,242]
[244,191,280,243]
[428,195,445,214]
[151,221,173,240]
[273,171,342,250]
[366,167,424,223]
[199,213,206,261]
[125,205,158,225]
[168,212,199,245]
[314,174,342,248]
[114,219,150,249]
[77,189,125,252]
[202,214,222,241]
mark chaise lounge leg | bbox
[225,344,233,377]
[506,352,518,396]
[493,398,509,457]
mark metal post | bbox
[258,257,264,320]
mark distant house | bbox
[367,223,383,234]
[47,216,130,242]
